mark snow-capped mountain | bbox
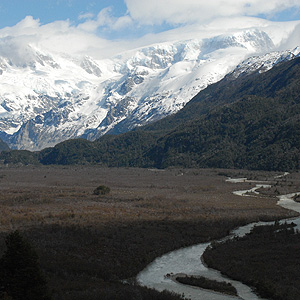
[228,46,300,79]
[0,28,297,150]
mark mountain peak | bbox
[0,27,297,150]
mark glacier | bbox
[0,26,299,150]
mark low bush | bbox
[93,185,110,195]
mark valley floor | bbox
[0,166,298,299]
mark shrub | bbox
[93,185,110,195]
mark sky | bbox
[0,0,299,58]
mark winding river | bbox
[137,174,300,300]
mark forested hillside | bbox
[1,57,300,171]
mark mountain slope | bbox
[0,138,9,151]
[4,55,299,171]
[0,27,294,150]
[143,56,300,170]
[139,47,300,132]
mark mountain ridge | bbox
[1,55,300,171]
[0,27,294,150]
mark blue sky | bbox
[0,0,300,40]
[0,1,126,27]
[0,0,299,59]
[0,0,172,39]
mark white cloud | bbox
[0,6,135,60]
[0,16,41,36]
[77,7,133,33]
[0,2,299,63]
[111,15,133,31]
[279,23,300,50]
[78,7,113,32]
[78,12,95,20]
[0,15,128,59]
[124,0,300,25]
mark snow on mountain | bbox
[228,46,300,79]
[0,27,297,150]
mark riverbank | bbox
[0,166,296,299]
[137,172,300,300]
[202,185,300,300]
[203,221,300,300]
[173,274,238,297]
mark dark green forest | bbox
[1,57,300,171]
[0,231,51,300]
[203,222,300,300]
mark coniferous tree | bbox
[0,231,51,300]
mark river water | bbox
[137,176,300,300]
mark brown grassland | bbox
[0,166,299,299]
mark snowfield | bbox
[0,19,299,150]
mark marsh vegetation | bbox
[0,166,298,299]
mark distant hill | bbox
[1,56,300,171]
